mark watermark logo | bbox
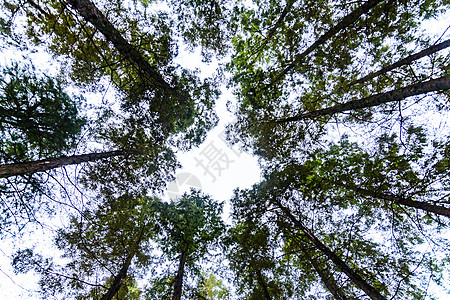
[193,128,241,182]
[166,172,202,199]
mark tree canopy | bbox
[1,0,449,298]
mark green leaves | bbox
[0,63,86,162]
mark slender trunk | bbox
[27,0,50,17]
[274,74,450,123]
[273,200,386,300]
[348,39,450,87]
[66,0,171,91]
[310,256,349,300]
[0,150,131,178]
[100,251,135,300]
[343,184,450,218]
[274,0,383,81]
[172,251,188,300]
[255,269,272,300]
[253,0,297,57]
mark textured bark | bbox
[172,251,187,300]
[274,200,386,300]
[275,0,383,81]
[344,184,450,218]
[66,0,172,90]
[275,74,450,123]
[256,269,272,300]
[310,257,349,300]
[0,150,130,178]
[100,252,135,300]
[349,39,450,86]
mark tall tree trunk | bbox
[255,269,272,300]
[274,74,450,123]
[100,251,135,300]
[309,255,349,300]
[0,150,131,178]
[252,0,297,57]
[172,251,188,300]
[274,0,383,82]
[66,0,172,91]
[343,184,450,218]
[348,39,450,87]
[273,200,386,300]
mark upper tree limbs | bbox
[66,0,172,91]
[272,74,450,124]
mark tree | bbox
[6,0,220,150]
[273,74,450,123]
[0,64,86,164]
[302,133,450,219]
[273,198,386,300]
[0,150,131,178]
[0,63,87,235]
[227,153,448,299]
[12,193,158,299]
[225,219,299,299]
[152,191,225,300]
[193,271,230,300]
[348,38,450,86]
[227,0,450,160]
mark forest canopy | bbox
[0,0,449,299]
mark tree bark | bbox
[273,200,386,300]
[343,184,450,218]
[348,39,450,87]
[66,0,172,91]
[274,74,450,123]
[310,256,349,300]
[274,0,383,81]
[255,269,272,300]
[0,150,131,178]
[100,251,135,300]
[172,250,188,300]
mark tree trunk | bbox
[66,0,172,91]
[348,39,450,86]
[343,184,450,218]
[27,0,50,17]
[172,251,188,300]
[0,150,131,178]
[255,269,272,300]
[253,0,297,57]
[273,200,386,300]
[100,251,135,300]
[310,256,349,300]
[274,74,450,123]
[274,0,383,81]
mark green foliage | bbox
[0,63,86,162]
[164,0,235,61]
[6,0,220,150]
[227,0,450,159]
[228,173,448,299]
[12,193,159,299]
[191,272,230,300]
[149,190,226,298]
[0,63,86,236]
[2,0,450,299]
[155,191,225,262]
